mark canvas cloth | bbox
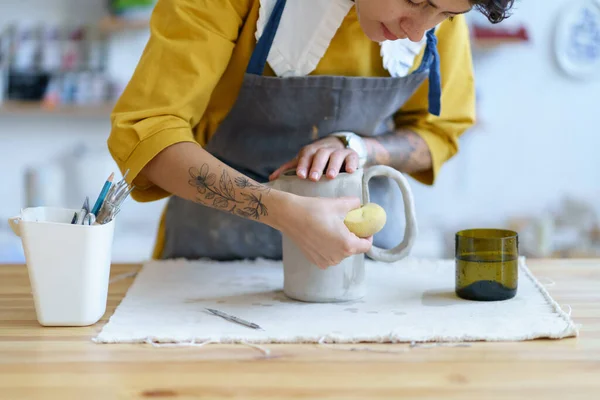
[94,257,578,344]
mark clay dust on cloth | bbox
[94,257,578,345]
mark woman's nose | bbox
[400,19,427,42]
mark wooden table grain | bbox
[0,259,598,400]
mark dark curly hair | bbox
[471,0,516,24]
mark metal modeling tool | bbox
[68,172,132,226]
[75,210,85,225]
[95,170,134,225]
[83,196,90,214]
[72,196,90,225]
[83,213,96,225]
[205,308,263,330]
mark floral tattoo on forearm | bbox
[188,165,271,220]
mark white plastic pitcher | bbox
[8,207,115,326]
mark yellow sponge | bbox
[344,203,387,238]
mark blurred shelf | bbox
[99,16,149,34]
[0,101,113,117]
[473,37,530,50]
[473,38,525,48]
[471,24,530,50]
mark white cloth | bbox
[256,0,429,78]
[94,257,578,344]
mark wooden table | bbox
[1,259,598,400]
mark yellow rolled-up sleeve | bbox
[395,15,476,185]
[107,0,253,202]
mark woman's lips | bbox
[381,23,399,40]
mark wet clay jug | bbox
[270,165,418,302]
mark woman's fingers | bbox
[308,148,334,181]
[344,151,360,173]
[269,158,298,181]
[270,140,360,182]
[295,148,317,179]
[326,150,351,179]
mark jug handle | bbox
[362,165,417,263]
[8,216,21,237]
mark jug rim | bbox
[277,168,364,180]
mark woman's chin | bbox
[356,20,385,42]
[363,27,387,43]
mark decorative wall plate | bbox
[555,0,600,79]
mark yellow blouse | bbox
[106,0,476,258]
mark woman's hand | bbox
[269,136,360,182]
[275,194,373,269]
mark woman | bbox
[107,0,514,268]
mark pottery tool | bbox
[71,196,90,224]
[83,213,96,225]
[91,173,114,215]
[83,196,90,214]
[205,308,263,330]
[109,271,139,284]
[95,170,133,224]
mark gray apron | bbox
[161,0,442,260]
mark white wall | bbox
[1,0,598,263]
[410,0,600,231]
[0,0,106,26]
[0,115,167,263]
[0,0,161,263]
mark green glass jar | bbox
[455,229,519,301]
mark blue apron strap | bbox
[426,29,441,116]
[415,28,442,116]
[246,0,288,75]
